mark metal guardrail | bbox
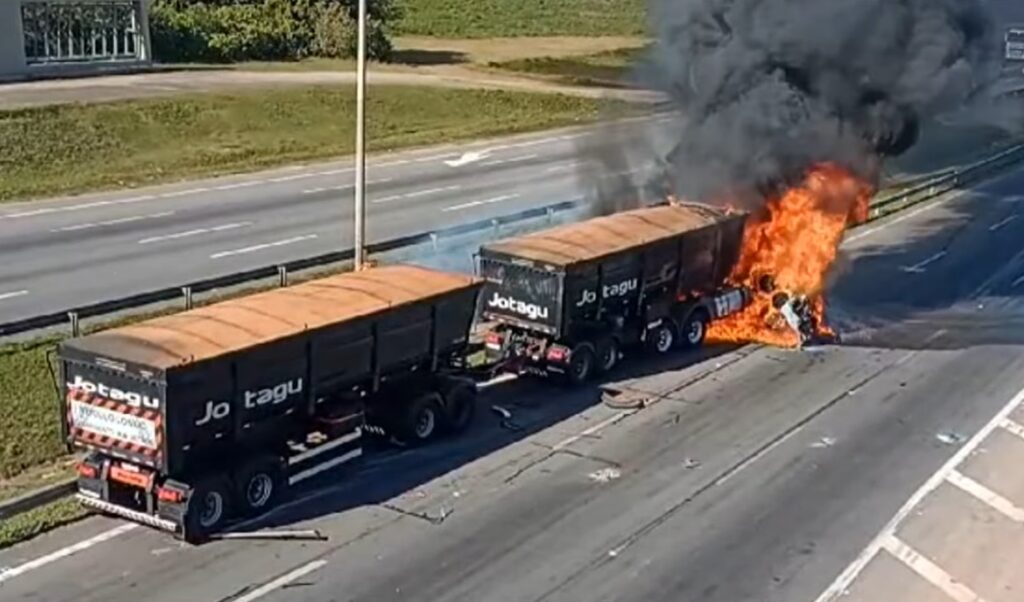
[2,143,1023,340]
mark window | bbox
[21,1,143,65]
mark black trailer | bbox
[59,265,483,541]
[477,202,751,383]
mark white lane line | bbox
[210,234,318,259]
[879,534,986,602]
[545,161,582,174]
[1000,417,1024,441]
[847,196,951,243]
[267,173,316,183]
[442,194,519,212]
[813,382,1024,602]
[138,222,252,245]
[1013,274,1024,289]
[552,411,634,451]
[159,188,209,199]
[481,154,539,167]
[900,251,947,273]
[989,214,1018,231]
[232,560,328,602]
[0,523,137,585]
[302,177,393,194]
[0,195,158,220]
[51,211,175,233]
[946,469,1024,522]
[213,181,262,191]
[372,185,460,204]
[0,289,29,301]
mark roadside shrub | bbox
[150,0,399,63]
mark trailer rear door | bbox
[479,257,563,335]
[62,357,166,470]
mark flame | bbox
[707,163,873,348]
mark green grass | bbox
[490,47,644,87]
[0,85,625,202]
[0,338,65,480]
[395,0,646,38]
[0,497,91,550]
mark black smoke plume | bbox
[583,0,1013,214]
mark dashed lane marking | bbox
[880,534,988,602]
[0,524,138,585]
[900,251,947,273]
[945,469,1024,522]
[442,194,519,212]
[137,222,251,245]
[209,234,318,259]
[230,560,328,602]
[0,289,29,301]
[51,211,175,233]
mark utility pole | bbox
[353,0,368,270]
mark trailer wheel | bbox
[440,381,477,436]
[398,393,444,445]
[565,342,596,385]
[679,310,709,349]
[184,476,232,543]
[595,336,619,374]
[646,320,677,355]
[234,456,286,518]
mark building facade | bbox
[0,0,151,81]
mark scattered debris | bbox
[684,457,701,469]
[588,468,622,483]
[603,388,652,410]
[211,529,327,542]
[811,436,837,448]
[608,549,619,558]
[491,405,523,431]
[936,431,967,446]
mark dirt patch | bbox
[393,35,647,64]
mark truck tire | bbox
[595,336,619,374]
[565,342,596,385]
[679,310,709,349]
[184,476,233,543]
[646,320,678,355]
[233,456,286,518]
[440,381,477,436]
[397,393,444,445]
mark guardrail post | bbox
[546,207,554,224]
[182,286,193,311]
[278,266,288,287]
[68,311,80,337]
[430,233,439,252]
[491,219,500,237]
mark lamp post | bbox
[353,0,368,270]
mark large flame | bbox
[708,163,873,347]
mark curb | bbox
[0,478,77,521]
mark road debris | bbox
[211,529,327,541]
[602,387,652,410]
[588,468,622,483]
[936,431,967,446]
[683,457,701,469]
[491,405,523,431]
[811,436,837,448]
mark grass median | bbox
[0,85,628,202]
[395,0,646,38]
[490,47,643,88]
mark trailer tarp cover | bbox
[65,265,481,369]
[482,203,740,267]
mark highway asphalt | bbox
[0,112,1011,329]
[2,159,1024,602]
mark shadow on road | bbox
[225,342,737,534]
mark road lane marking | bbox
[481,154,539,167]
[989,214,1018,231]
[159,188,209,199]
[442,194,519,212]
[302,177,392,195]
[545,161,582,174]
[210,234,318,259]
[213,181,262,191]
[1012,274,1024,288]
[0,195,157,220]
[0,523,137,584]
[552,411,634,451]
[880,534,985,602]
[900,251,947,273]
[232,560,328,602]
[946,469,1024,522]
[267,173,316,183]
[372,185,460,204]
[1000,417,1024,441]
[51,211,175,233]
[0,289,29,301]
[138,222,251,245]
[813,382,1024,602]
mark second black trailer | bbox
[477,202,751,383]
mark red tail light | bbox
[485,331,503,348]
[77,462,98,479]
[157,486,184,504]
[546,345,567,363]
